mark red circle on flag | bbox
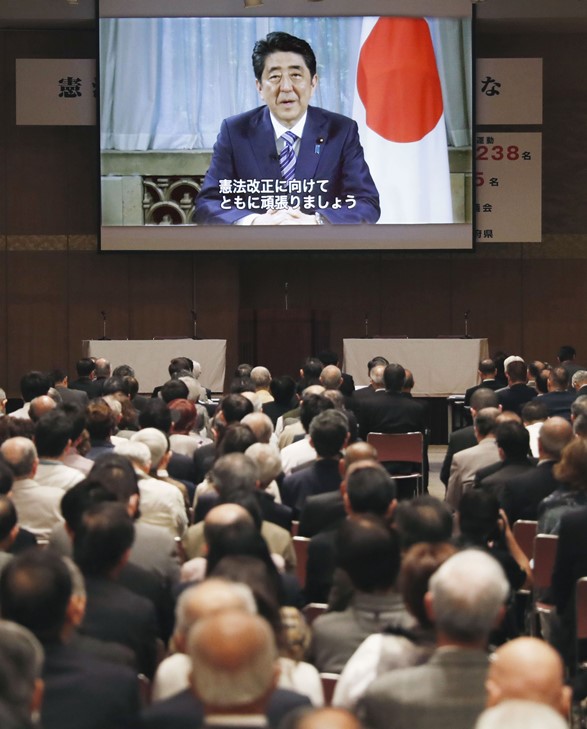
[357,18,444,143]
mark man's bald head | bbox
[174,578,256,650]
[343,442,378,470]
[29,395,57,422]
[293,708,363,729]
[486,637,571,717]
[538,417,573,461]
[320,365,342,390]
[188,610,278,711]
[241,412,273,444]
[0,437,37,479]
[204,503,253,531]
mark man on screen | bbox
[193,32,380,226]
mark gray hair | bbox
[572,395,587,420]
[131,428,168,469]
[474,408,499,437]
[574,414,587,439]
[241,413,274,444]
[370,365,385,385]
[572,370,587,389]
[209,453,259,496]
[0,438,37,479]
[175,580,257,637]
[179,376,203,403]
[245,443,282,486]
[320,365,342,390]
[192,361,202,380]
[0,619,44,719]
[114,440,151,469]
[475,701,567,729]
[428,549,509,642]
[188,612,277,708]
[250,366,271,389]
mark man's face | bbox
[256,51,317,128]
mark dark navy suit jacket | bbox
[194,105,380,224]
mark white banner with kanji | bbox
[16,59,96,126]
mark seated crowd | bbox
[0,346,586,729]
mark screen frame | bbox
[98,0,473,253]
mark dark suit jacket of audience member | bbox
[168,452,196,485]
[192,490,292,533]
[8,527,37,554]
[475,458,536,503]
[55,384,89,406]
[298,491,346,538]
[355,391,427,441]
[193,443,217,485]
[496,383,537,416]
[440,425,477,486]
[501,460,561,525]
[69,376,103,399]
[41,641,139,729]
[141,686,311,729]
[538,390,578,422]
[80,574,159,678]
[463,380,500,407]
[119,561,175,643]
[281,459,342,519]
[552,506,587,616]
[305,528,339,604]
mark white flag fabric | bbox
[353,17,453,224]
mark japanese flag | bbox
[353,17,453,224]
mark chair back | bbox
[320,673,340,706]
[513,520,538,561]
[576,577,587,641]
[366,432,424,465]
[533,534,559,590]
[293,536,310,588]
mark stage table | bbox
[343,338,489,397]
[83,339,226,393]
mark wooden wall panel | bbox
[67,251,131,372]
[521,259,587,362]
[128,254,195,340]
[5,251,68,387]
[194,255,240,383]
[450,256,524,358]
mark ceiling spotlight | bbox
[244,0,263,7]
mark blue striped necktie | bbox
[279,130,297,181]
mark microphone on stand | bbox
[364,312,369,339]
[99,310,110,341]
[285,282,289,311]
[464,309,471,339]
[191,309,198,340]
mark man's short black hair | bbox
[219,394,254,424]
[506,360,527,383]
[383,363,405,393]
[0,460,14,496]
[252,31,317,82]
[34,410,72,458]
[346,464,397,516]
[60,479,116,533]
[393,496,453,550]
[112,364,135,379]
[91,453,140,505]
[160,379,189,404]
[549,366,570,391]
[60,402,87,442]
[337,516,401,593]
[269,376,296,406]
[300,393,333,433]
[317,350,339,367]
[0,549,72,644]
[367,356,389,372]
[495,421,530,460]
[558,345,576,362]
[521,399,548,423]
[309,410,348,458]
[169,357,193,376]
[73,502,135,577]
[86,400,115,440]
[217,423,257,457]
[0,495,17,541]
[102,377,126,396]
[19,372,51,403]
[138,399,172,434]
[76,358,95,377]
[478,359,496,376]
[470,387,499,411]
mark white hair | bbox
[188,614,277,707]
[251,366,271,389]
[572,370,587,388]
[245,443,282,486]
[131,428,168,469]
[115,439,151,468]
[179,376,203,403]
[429,549,509,642]
[175,580,257,637]
[475,701,567,729]
[102,395,122,417]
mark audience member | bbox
[475,421,535,502]
[538,437,587,533]
[496,360,536,416]
[359,549,509,729]
[465,359,499,406]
